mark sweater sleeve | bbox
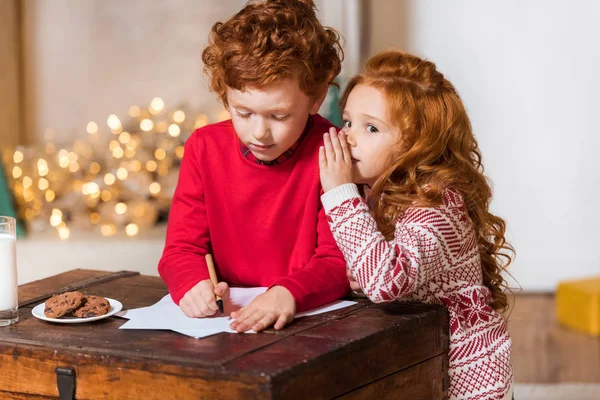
[272,194,350,312]
[158,133,210,304]
[321,184,451,303]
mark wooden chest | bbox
[0,270,449,399]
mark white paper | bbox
[117,287,356,338]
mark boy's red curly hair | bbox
[202,0,343,106]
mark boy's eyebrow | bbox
[231,104,291,113]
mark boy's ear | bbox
[309,84,330,115]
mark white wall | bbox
[371,0,600,290]
[22,0,246,143]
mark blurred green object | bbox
[0,159,25,237]
[326,84,342,128]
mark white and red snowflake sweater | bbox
[322,184,513,400]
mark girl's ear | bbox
[309,84,330,115]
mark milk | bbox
[0,233,18,311]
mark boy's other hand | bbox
[179,279,230,318]
[229,286,296,332]
[319,127,354,192]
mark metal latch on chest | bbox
[55,367,76,400]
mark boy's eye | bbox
[272,114,290,121]
[366,124,379,133]
[343,120,351,129]
[236,111,251,118]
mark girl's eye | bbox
[236,111,251,118]
[272,115,290,121]
[343,120,352,129]
[366,124,379,133]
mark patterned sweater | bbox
[322,184,513,400]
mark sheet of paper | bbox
[117,287,357,338]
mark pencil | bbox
[205,254,224,315]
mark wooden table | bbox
[0,270,449,399]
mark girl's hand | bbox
[319,127,354,192]
[347,269,361,291]
[230,286,296,332]
[179,279,230,318]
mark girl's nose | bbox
[344,129,357,146]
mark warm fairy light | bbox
[119,131,131,144]
[23,189,34,203]
[45,190,55,202]
[115,202,128,215]
[82,182,99,196]
[104,173,116,185]
[12,166,22,179]
[58,225,70,240]
[109,140,120,151]
[168,124,181,137]
[173,110,185,123]
[140,119,154,132]
[101,224,117,237]
[107,114,122,131]
[68,152,78,163]
[126,223,139,236]
[117,167,128,180]
[38,178,49,191]
[68,163,80,173]
[129,105,140,118]
[154,149,166,161]
[125,148,136,158]
[195,114,208,129]
[89,212,101,224]
[176,146,184,159]
[50,212,62,227]
[37,159,49,177]
[22,176,33,189]
[149,182,161,195]
[101,190,112,202]
[130,160,142,172]
[112,147,124,159]
[90,162,101,174]
[45,143,56,154]
[146,160,158,172]
[86,121,98,134]
[13,151,24,164]
[58,150,70,168]
[52,208,62,217]
[149,97,165,114]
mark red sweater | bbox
[158,115,350,311]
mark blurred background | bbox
[1,1,599,397]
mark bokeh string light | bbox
[2,98,216,240]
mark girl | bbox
[319,51,514,400]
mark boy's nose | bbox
[253,121,271,142]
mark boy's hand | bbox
[230,286,296,332]
[179,279,230,318]
[319,127,354,192]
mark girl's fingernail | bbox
[324,132,329,138]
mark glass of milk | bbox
[0,216,18,326]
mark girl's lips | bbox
[351,157,360,164]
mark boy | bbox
[158,0,349,333]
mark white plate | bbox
[31,298,123,324]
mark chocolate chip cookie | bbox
[44,291,85,318]
[73,295,111,318]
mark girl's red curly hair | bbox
[341,51,515,313]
